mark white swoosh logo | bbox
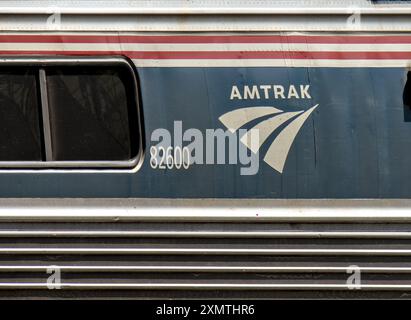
[219,104,318,173]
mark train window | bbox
[0,57,142,169]
[46,66,137,161]
[0,68,42,161]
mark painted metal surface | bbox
[0,2,409,298]
[0,33,407,198]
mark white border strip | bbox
[132,59,411,68]
[1,43,411,52]
[0,282,409,290]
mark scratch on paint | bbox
[312,116,317,167]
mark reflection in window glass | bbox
[46,67,137,161]
[0,68,42,160]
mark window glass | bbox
[46,66,137,161]
[0,68,42,161]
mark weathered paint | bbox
[0,33,408,198]
[0,66,408,198]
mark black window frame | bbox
[0,56,143,169]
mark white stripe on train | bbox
[131,59,411,67]
[0,43,410,52]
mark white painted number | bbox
[150,146,190,170]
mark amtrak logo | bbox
[219,104,318,173]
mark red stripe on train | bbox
[0,50,408,60]
[0,35,410,44]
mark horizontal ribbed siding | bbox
[0,222,409,298]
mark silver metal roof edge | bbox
[0,0,408,15]
[0,7,410,15]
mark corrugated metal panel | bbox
[0,217,410,298]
